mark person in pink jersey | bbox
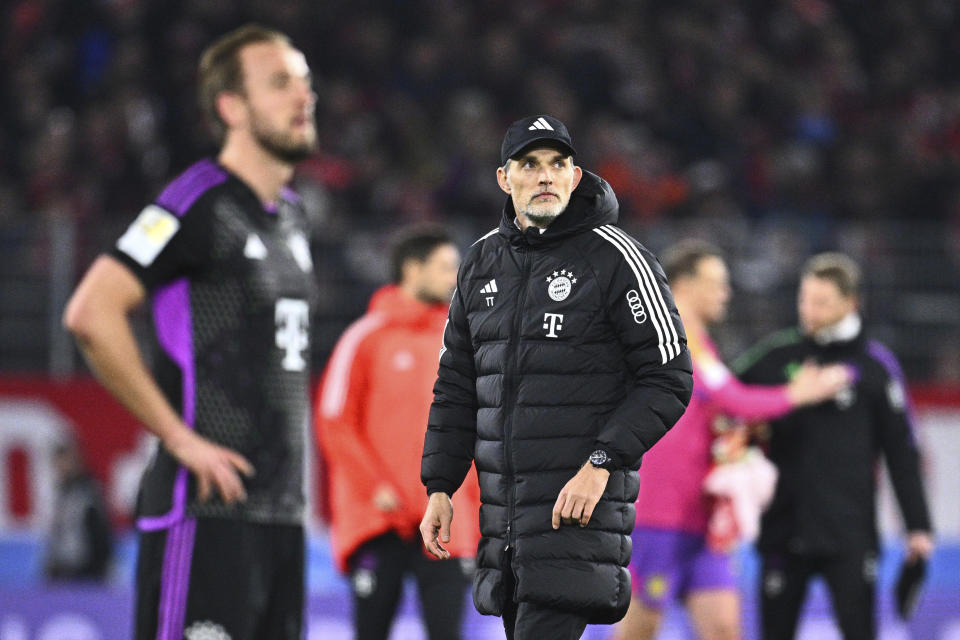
[614,240,850,640]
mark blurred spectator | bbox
[4,0,958,229]
[43,440,113,582]
[1,0,959,381]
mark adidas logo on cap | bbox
[528,117,554,131]
[500,114,576,165]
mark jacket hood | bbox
[499,170,620,247]
[366,284,448,328]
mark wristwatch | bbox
[588,449,617,471]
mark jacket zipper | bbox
[503,246,530,552]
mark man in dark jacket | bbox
[419,115,694,639]
[734,252,934,640]
[44,441,113,581]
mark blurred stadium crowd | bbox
[1,0,959,381]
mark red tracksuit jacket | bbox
[316,285,481,572]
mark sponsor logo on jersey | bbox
[275,298,309,372]
[545,270,576,302]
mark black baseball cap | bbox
[500,115,577,166]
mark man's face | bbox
[687,255,731,325]
[497,148,583,228]
[237,41,317,163]
[410,243,460,305]
[798,275,857,334]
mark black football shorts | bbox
[135,517,304,640]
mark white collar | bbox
[811,312,862,345]
[513,217,547,234]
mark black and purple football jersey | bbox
[111,159,315,528]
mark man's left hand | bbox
[420,492,454,559]
[552,464,610,529]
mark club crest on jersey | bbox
[545,269,577,302]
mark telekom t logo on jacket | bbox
[543,313,564,338]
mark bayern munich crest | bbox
[546,269,577,301]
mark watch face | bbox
[590,450,609,466]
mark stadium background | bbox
[0,1,958,638]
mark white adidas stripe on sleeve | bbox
[320,314,387,418]
[602,225,681,354]
[593,225,682,364]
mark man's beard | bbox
[518,203,564,228]
[251,116,318,164]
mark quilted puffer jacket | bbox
[421,171,693,623]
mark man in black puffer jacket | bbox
[420,115,694,639]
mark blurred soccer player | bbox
[734,252,934,640]
[63,24,317,640]
[615,240,850,640]
[316,227,481,640]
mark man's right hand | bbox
[787,361,852,406]
[420,492,453,559]
[63,255,254,507]
[164,427,254,504]
[906,530,935,562]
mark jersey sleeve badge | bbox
[116,204,181,266]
